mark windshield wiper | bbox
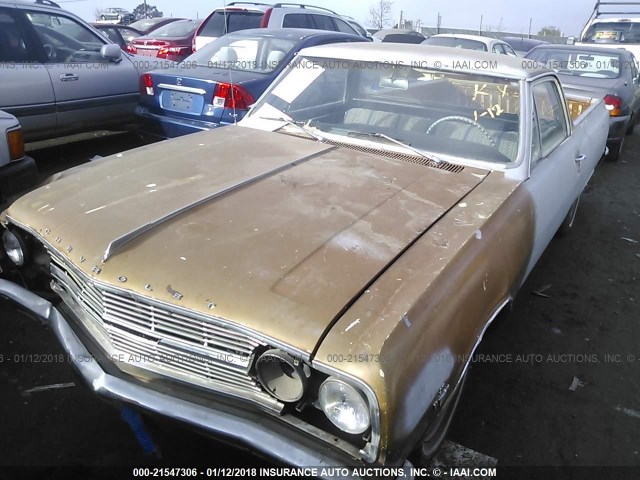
[259,117,325,142]
[346,131,442,164]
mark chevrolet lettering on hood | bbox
[0,43,608,474]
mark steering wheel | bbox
[426,115,498,148]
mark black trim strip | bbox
[3,104,56,117]
[4,94,138,118]
[56,93,138,112]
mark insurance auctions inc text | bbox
[207,467,498,477]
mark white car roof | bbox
[296,42,551,80]
[429,33,502,45]
[592,17,640,23]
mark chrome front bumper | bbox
[0,279,404,479]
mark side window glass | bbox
[311,14,336,31]
[0,11,31,62]
[100,28,121,45]
[504,44,516,56]
[333,18,357,35]
[532,81,569,158]
[24,11,107,63]
[282,14,314,29]
[492,44,505,54]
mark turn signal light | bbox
[140,73,154,95]
[212,82,255,110]
[604,94,622,116]
[7,128,24,161]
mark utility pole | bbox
[528,17,532,38]
[143,0,147,18]
[479,14,483,35]
[436,12,441,34]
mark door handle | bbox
[575,153,586,172]
[59,73,79,82]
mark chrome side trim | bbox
[102,146,337,262]
[157,84,207,95]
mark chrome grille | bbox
[48,251,271,400]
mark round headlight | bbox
[256,349,309,402]
[2,230,25,266]
[318,377,370,434]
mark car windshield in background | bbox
[423,37,488,51]
[200,11,264,37]
[189,34,297,73]
[527,48,621,78]
[249,57,521,164]
[151,20,201,37]
[582,22,640,44]
[130,18,166,31]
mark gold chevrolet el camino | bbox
[0,44,609,474]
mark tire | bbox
[626,115,636,135]
[607,138,624,161]
[558,196,580,236]
[417,370,468,464]
[100,15,106,20]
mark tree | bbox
[369,0,393,30]
[133,3,163,20]
[538,25,562,37]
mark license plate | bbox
[168,91,194,111]
[137,49,158,57]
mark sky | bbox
[60,0,599,37]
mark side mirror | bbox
[566,36,575,45]
[101,43,122,62]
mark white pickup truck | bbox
[0,111,37,202]
[572,0,640,63]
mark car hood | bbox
[5,127,488,354]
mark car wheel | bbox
[100,15,106,20]
[417,369,468,464]
[607,138,624,161]
[558,196,580,236]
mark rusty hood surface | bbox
[6,126,489,355]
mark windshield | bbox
[527,48,621,78]
[246,57,521,164]
[130,18,167,30]
[189,34,297,72]
[200,11,264,37]
[423,37,488,51]
[151,20,201,38]
[582,21,640,43]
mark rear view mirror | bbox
[101,44,122,62]
[379,77,408,89]
[567,36,576,45]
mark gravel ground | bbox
[0,129,639,471]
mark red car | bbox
[128,19,202,61]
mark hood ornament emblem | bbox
[118,276,127,283]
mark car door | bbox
[0,7,56,141]
[523,79,587,273]
[19,8,140,136]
